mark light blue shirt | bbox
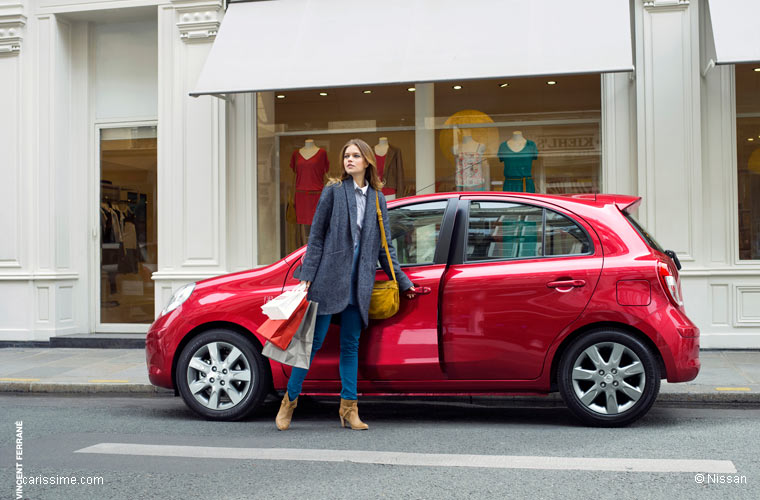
[353,179,369,248]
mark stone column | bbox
[154,0,226,315]
[635,0,702,264]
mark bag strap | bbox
[375,191,397,283]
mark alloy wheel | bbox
[185,341,253,411]
[570,341,646,415]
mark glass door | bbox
[97,125,158,330]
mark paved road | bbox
[1,395,758,500]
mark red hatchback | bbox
[146,192,699,427]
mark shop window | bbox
[99,126,157,324]
[433,75,601,195]
[256,75,601,266]
[736,63,760,260]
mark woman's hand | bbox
[404,285,417,299]
[300,280,311,290]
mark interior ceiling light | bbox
[407,87,416,92]
[319,92,328,96]
[754,67,760,72]
[499,83,510,88]
[363,90,372,94]
[547,81,557,85]
[276,95,285,99]
[749,138,755,142]
[452,85,463,90]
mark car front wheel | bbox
[558,329,660,427]
[176,329,270,421]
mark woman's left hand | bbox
[404,286,417,299]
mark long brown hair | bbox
[326,138,385,190]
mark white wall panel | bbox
[93,18,158,119]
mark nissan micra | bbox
[146,192,699,427]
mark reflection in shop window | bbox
[736,63,760,260]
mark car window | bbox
[467,202,543,261]
[386,201,448,266]
[545,209,592,256]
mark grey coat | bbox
[294,179,414,329]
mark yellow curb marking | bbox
[715,387,751,391]
[88,379,130,383]
[0,378,41,382]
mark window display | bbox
[736,63,760,260]
[256,75,601,265]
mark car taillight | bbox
[657,262,683,307]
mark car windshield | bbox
[624,212,665,253]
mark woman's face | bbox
[343,144,367,177]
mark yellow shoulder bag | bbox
[368,191,400,320]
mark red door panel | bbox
[442,256,601,380]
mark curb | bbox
[0,382,173,395]
[1,383,757,404]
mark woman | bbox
[276,138,417,431]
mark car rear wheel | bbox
[176,329,270,421]
[558,329,660,427]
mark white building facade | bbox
[0,0,758,348]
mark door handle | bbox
[547,280,586,289]
[413,286,432,295]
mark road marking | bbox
[0,378,41,382]
[715,387,751,391]
[75,443,737,473]
[87,379,130,383]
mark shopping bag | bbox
[262,301,319,369]
[256,297,308,350]
[261,283,308,320]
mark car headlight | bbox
[160,283,196,317]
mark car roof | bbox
[387,191,641,213]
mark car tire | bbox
[558,329,660,427]
[176,329,270,421]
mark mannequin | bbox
[452,134,489,191]
[374,137,403,200]
[299,139,320,160]
[374,137,389,157]
[506,131,527,152]
[498,131,538,193]
[290,139,330,245]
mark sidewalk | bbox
[0,347,758,403]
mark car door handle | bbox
[413,286,432,295]
[547,280,586,289]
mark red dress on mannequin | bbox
[375,154,396,196]
[290,148,329,225]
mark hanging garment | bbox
[454,149,489,191]
[376,145,405,197]
[497,139,538,193]
[290,148,330,224]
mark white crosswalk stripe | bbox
[75,443,737,473]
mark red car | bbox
[146,192,699,427]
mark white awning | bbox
[707,0,760,64]
[191,0,633,97]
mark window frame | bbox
[456,198,595,265]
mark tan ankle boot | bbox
[275,394,298,430]
[339,398,369,430]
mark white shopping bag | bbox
[262,300,318,370]
[261,283,308,320]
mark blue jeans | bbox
[286,303,363,401]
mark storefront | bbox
[0,0,758,348]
